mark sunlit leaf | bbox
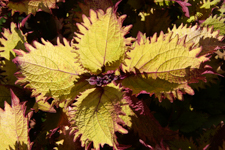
[73,7,134,74]
[0,23,27,85]
[201,15,225,36]
[121,31,211,101]
[13,38,90,104]
[169,24,224,56]
[69,83,127,149]
[0,90,30,149]
[33,100,56,113]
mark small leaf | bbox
[73,7,133,74]
[69,83,127,149]
[173,0,191,17]
[121,32,211,101]
[0,89,30,149]
[7,0,65,15]
[201,15,225,36]
[0,23,26,60]
[200,0,220,9]
[216,3,225,17]
[153,0,175,6]
[169,24,224,56]
[33,100,56,113]
[13,38,90,104]
[0,23,27,84]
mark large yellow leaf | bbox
[73,7,134,74]
[0,90,29,149]
[13,38,91,104]
[121,32,210,101]
[69,83,127,149]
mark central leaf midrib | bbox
[103,13,111,65]
[19,60,80,76]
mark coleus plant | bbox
[0,0,225,149]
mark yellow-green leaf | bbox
[69,83,127,149]
[7,0,65,15]
[73,7,133,74]
[201,15,225,36]
[0,90,29,149]
[0,23,27,85]
[33,100,56,113]
[13,38,90,104]
[121,32,210,101]
[200,0,220,9]
[169,24,224,56]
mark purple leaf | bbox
[173,0,191,17]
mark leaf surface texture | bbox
[169,24,224,56]
[73,7,133,74]
[69,83,127,149]
[201,15,225,36]
[0,90,29,149]
[122,32,210,101]
[0,23,27,85]
[13,38,88,104]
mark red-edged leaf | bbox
[68,83,127,150]
[0,89,30,149]
[120,31,213,101]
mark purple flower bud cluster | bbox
[86,73,118,86]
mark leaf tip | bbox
[10,89,20,106]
